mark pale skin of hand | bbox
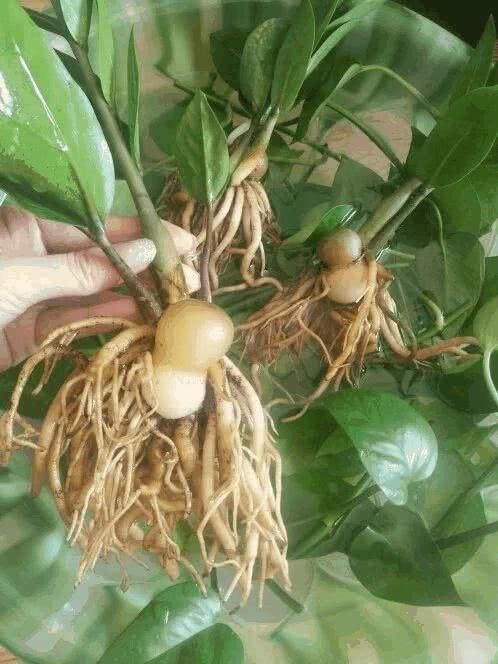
[0,207,200,371]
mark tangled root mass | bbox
[0,318,289,605]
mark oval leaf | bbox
[98,582,221,664]
[143,624,243,664]
[175,90,229,204]
[322,390,438,505]
[414,85,498,187]
[240,19,287,111]
[280,203,355,248]
[127,27,141,169]
[0,0,114,228]
[449,16,496,103]
[52,0,92,45]
[349,504,464,606]
[271,0,315,112]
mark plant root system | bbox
[161,175,282,295]
[238,258,480,421]
[0,320,289,604]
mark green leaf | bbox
[144,624,243,664]
[322,390,438,505]
[409,450,486,573]
[469,164,498,233]
[449,16,496,103]
[414,86,498,187]
[111,180,137,216]
[327,0,386,32]
[25,7,65,37]
[433,177,482,235]
[278,406,337,476]
[437,355,498,416]
[0,0,114,228]
[306,21,359,79]
[240,18,288,112]
[52,0,92,44]
[349,504,464,606]
[269,181,336,237]
[127,27,141,169]
[210,29,249,91]
[175,90,229,204]
[93,0,115,103]
[280,204,355,248]
[98,582,221,664]
[312,0,345,43]
[474,296,498,352]
[271,0,315,112]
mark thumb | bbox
[0,238,156,328]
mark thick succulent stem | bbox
[67,37,187,309]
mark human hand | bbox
[0,207,199,371]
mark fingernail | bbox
[115,239,157,272]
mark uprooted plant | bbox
[0,0,289,605]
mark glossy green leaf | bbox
[240,18,288,111]
[409,450,486,573]
[269,181,337,237]
[349,504,464,606]
[433,177,482,235]
[52,0,92,44]
[271,0,315,112]
[175,90,229,204]
[280,204,355,250]
[93,0,115,102]
[210,29,249,91]
[127,27,141,169]
[145,624,243,664]
[414,86,498,187]
[322,390,438,505]
[0,0,114,228]
[449,16,496,103]
[98,581,221,664]
[437,355,498,416]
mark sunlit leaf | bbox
[0,0,114,228]
[98,581,221,664]
[322,390,438,505]
[52,0,92,45]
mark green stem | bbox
[326,100,403,171]
[201,203,214,303]
[173,80,248,118]
[368,185,433,254]
[417,301,473,342]
[266,579,305,614]
[277,126,343,163]
[437,520,498,550]
[69,40,186,309]
[483,348,498,410]
[290,485,380,559]
[351,65,441,118]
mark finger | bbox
[35,295,141,344]
[40,216,196,257]
[0,239,156,328]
